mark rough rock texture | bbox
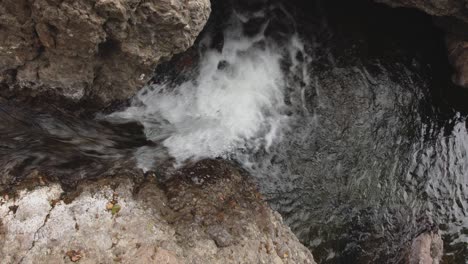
[0,160,315,264]
[374,0,466,17]
[0,0,210,105]
[408,231,443,264]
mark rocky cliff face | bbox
[0,160,316,264]
[0,0,210,106]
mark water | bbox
[0,99,153,188]
[107,17,292,165]
[411,119,468,263]
[1,0,468,263]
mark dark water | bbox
[243,1,468,263]
[0,100,154,189]
[1,0,468,263]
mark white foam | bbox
[109,19,306,165]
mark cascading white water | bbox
[108,15,308,166]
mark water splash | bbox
[109,16,307,165]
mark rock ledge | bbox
[0,161,316,264]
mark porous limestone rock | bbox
[0,160,316,264]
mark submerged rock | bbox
[408,231,443,264]
[0,160,315,264]
[447,35,468,88]
[0,0,210,106]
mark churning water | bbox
[107,17,302,166]
[2,1,468,263]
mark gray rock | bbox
[207,226,234,248]
[0,0,211,105]
[0,160,316,264]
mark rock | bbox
[232,0,269,13]
[374,0,464,17]
[66,250,83,262]
[447,35,468,88]
[0,160,316,264]
[408,231,443,264]
[0,0,211,106]
[153,248,182,264]
[207,226,234,248]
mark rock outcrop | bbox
[0,0,210,106]
[0,160,316,264]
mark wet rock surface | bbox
[0,0,210,107]
[407,231,443,264]
[447,35,468,88]
[0,160,315,264]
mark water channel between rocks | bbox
[2,0,468,263]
